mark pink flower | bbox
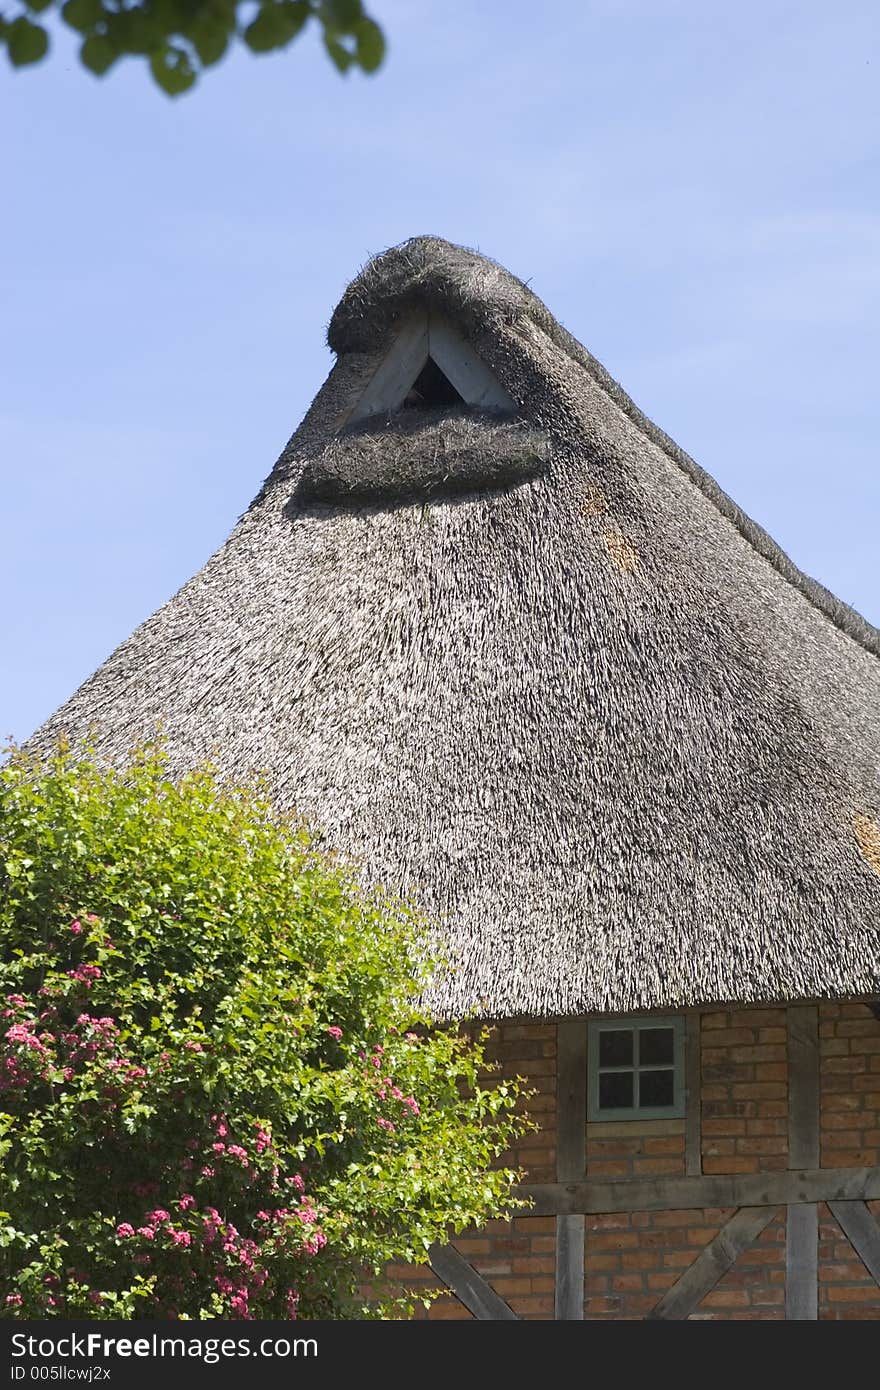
[326,1026,343,1040]
[146,1209,170,1224]
[172,1231,192,1247]
[116,1224,135,1239]
[376,1117,395,1133]
[227,1145,248,1163]
[211,1142,226,1154]
[88,1291,103,1304]
[177,1194,195,1211]
[136,1227,156,1240]
[200,1166,215,1179]
[69,920,83,935]
[5,1293,22,1307]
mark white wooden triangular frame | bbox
[342,308,515,428]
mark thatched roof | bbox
[31,236,880,1019]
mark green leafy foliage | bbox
[0,0,386,95]
[0,741,528,1319]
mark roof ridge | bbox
[330,235,880,664]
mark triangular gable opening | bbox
[403,356,466,410]
[343,308,515,428]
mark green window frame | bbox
[587,1016,685,1121]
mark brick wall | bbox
[818,1002,880,1318]
[387,1003,880,1320]
[586,1119,685,1179]
[818,1200,880,1320]
[690,1210,786,1319]
[701,1008,788,1172]
[819,1003,880,1168]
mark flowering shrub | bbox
[0,742,527,1318]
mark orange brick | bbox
[643,1137,685,1154]
[823,1056,868,1075]
[620,1252,661,1271]
[826,1286,880,1304]
[701,1289,750,1308]
[584,1297,622,1314]
[745,1118,787,1135]
[701,1013,731,1030]
[754,1063,788,1082]
[512,1256,555,1275]
[823,1149,877,1167]
[651,1210,695,1227]
[584,1254,622,1272]
[633,1157,685,1176]
[590,1232,640,1251]
[510,1295,553,1315]
[703,1118,746,1136]
[687,1226,722,1245]
[732,1083,787,1100]
[730,1045,786,1063]
[703,1156,760,1174]
[584,1275,611,1293]
[735,1137,788,1155]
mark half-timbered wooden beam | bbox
[428,1242,519,1320]
[685,1012,702,1178]
[786,1005,819,1319]
[828,1201,880,1287]
[522,1166,880,1216]
[648,1207,779,1320]
[555,1019,588,1320]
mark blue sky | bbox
[3,0,879,743]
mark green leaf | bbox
[243,1,307,53]
[6,16,48,64]
[149,43,196,95]
[80,33,116,73]
[321,0,362,30]
[322,29,352,72]
[353,16,382,72]
[23,0,54,14]
[190,21,229,67]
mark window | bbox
[587,1017,685,1121]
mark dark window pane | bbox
[639,1069,675,1108]
[599,1029,633,1067]
[598,1071,633,1110]
[640,1027,674,1066]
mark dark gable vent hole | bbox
[402,357,465,410]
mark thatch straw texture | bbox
[297,409,548,503]
[30,236,880,1019]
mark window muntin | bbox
[588,1017,685,1121]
